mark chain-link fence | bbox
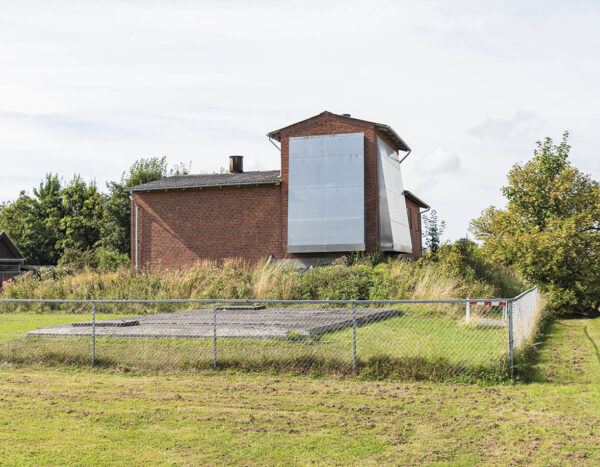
[0,287,541,379]
[511,286,541,349]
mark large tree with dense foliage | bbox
[0,175,66,264]
[0,174,105,264]
[59,175,105,252]
[99,157,189,254]
[0,157,189,265]
[471,133,600,315]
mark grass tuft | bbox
[0,254,524,314]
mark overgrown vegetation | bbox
[0,245,525,381]
[0,246,525,313]
[0,157,189,265]
[471,132,600,316]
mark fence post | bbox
[352,302,357,372]
[91,301,96,367]
[507,299,514,379]
[213,301,217,369]
[465,298,470,323]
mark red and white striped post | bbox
[465,298,470,323]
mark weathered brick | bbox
[130,112,423,269]
[131,184,283,268]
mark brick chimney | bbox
[229,155,243,173]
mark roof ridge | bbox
[126,170,282,192]
[168,169,279,178]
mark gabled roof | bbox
[126,170,281,192]
[267,111,411,153]
[403,190,430,209]
[0,231,25,262]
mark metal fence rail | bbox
[0,287,541,379]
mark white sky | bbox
[1,0,599,240]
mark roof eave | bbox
[126,179,281,193]
[374,123,411,153]
[403,190,430,209]
[267,111,410,153]
[267,130,281,141]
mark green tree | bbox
[0,175,65,264]
[59,175,105,252]
[0,157,188,265]
[423,210,446,253]
[0,193,46,264]
[0,174,107,264]
[100,157,190,254]
[471,133,600,315]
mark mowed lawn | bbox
[0,318,599,465]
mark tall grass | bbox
[0,252,527,381]
[0,253,525,314]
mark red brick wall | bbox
[403,198,423,259]
[279,113,379,257]
[131,184,283,269]
[129,112,421,267]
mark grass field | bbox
[0,313,129,343]
[0,306,509,379]
[0,317,598,465]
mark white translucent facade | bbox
[377,136,412,253]
[287,133,365,253]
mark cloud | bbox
[480,183,499,192]
[0,110,141,141]
[413,176,440,195]
[0,0,599,244]
[467,111,547,142]
[416,146,462,174]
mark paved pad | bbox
[26,307,400,339]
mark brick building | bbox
[127,112,429,269]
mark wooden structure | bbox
[0,231,25,286]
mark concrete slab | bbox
[26,307,400,339]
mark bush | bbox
[96,248,131,271]
[57,248,130,273]
[57,249,99,271]
[428,239,525,298]
[471,133,600,316]
[0,245,527,312]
